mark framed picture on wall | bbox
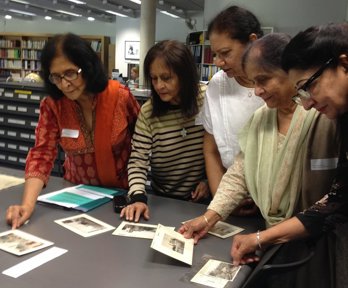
[125,41,140,60]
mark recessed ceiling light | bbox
[67,0,86,4]
[130,0,141,4]
[105,10,127,17]
[5,15,12,19]
[45,16,52,20]
[160,10,179,18]
[8,9,36,16]
[87,16,95,21]
[10,0,30,4]
[57,10,82,17]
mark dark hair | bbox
[207,5,263,44]
[242,33,291,72]
[40,33,108,100]
[143,40,199,118]
[282,23,348,72]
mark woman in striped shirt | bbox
[120,40,209,222]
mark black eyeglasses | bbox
[49,68,82,85]
[292,58,333,105]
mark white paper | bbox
[2,247,67,278]
[151,224,194,265]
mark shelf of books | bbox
[186,31,218,82]
[0,33,110,80]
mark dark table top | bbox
[0,170,264,288]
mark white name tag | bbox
[61,129,79,138]
[311,158,338,170]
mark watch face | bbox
[113,195,128,213]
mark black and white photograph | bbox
[150,224,194,265]
[55,214,114,237]
[191,259,241,288]
[0,230,53,256]
[125,41,140,60]
[208,221,244,239]
[113,221,172,239]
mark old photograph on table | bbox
[112,221,159,239]
[0,229,53,256]
[55,213,114,237]
[208,221,244,239]
[151,224,194,265]
[191,259,241,288]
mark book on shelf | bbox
[37,184,127,212]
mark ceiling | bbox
[0,0,204,22]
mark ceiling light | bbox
[130,0,141,4]
[5,15,12,19]
[87,16,95,21]
[45,16,52,20]
[160,10,179,18]
[57,10,82,17]
[67,0,86,4]
[10,0,30,4]
[105,10,127,17]
[8,9,36,16]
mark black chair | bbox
[241,241,315,288]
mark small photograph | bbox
[208,221,244,239]
[0,230,53,256]
[191,259,241,288]
[113,221,168,239]
[55,214,114,237]
[151,224,194,265]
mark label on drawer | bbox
[18,94,28,99]
[7,131,17,137]
[18,107,28,112]
[15,89,32,95]
[4,92,13,98]
[8,156,18,162]
[8,144,17,149]
[7,105,17,111]
[30,95,40,101]
[8,118,26,125]
[20,133,30,139]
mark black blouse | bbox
[297,113,348,237]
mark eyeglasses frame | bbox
[49,68,82,85]
[292,58,333,104]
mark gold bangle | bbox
[203,215,209,226]
[256,230,262,250]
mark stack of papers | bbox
[37,185,126,212]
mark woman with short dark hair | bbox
[6,33,140,229]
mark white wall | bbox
[204,0,347,35]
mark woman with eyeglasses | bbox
[231,23,348,287]
[6,33,140,229]
[180,33,338,287]
[197,6,264,202]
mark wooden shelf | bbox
[0,33,110,80]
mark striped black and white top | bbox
[127,90,206,201]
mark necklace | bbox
[181,127,187,138]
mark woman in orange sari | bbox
[6,33,140,229]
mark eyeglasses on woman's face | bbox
[48,68,82,85]
[292,58,333,105]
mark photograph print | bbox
[191,259,241,288]
[113,221,167,239]
[55,213,115,237]
[208,221,244,239]
[150,224,194,265]
[0,229,53,256]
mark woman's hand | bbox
[6,204,35,229]
[120,202,150,222]
[191,181,210,202]
[178,215,211,244]
[231,233,260,265]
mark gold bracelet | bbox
[256,230,262,249]
[203,215,209,226]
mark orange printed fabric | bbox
[25,80,140,188]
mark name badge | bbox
[61,129,79,138]
[311,158,338,171]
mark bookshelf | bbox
[0,33,110,80]
[186,31,218,82]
